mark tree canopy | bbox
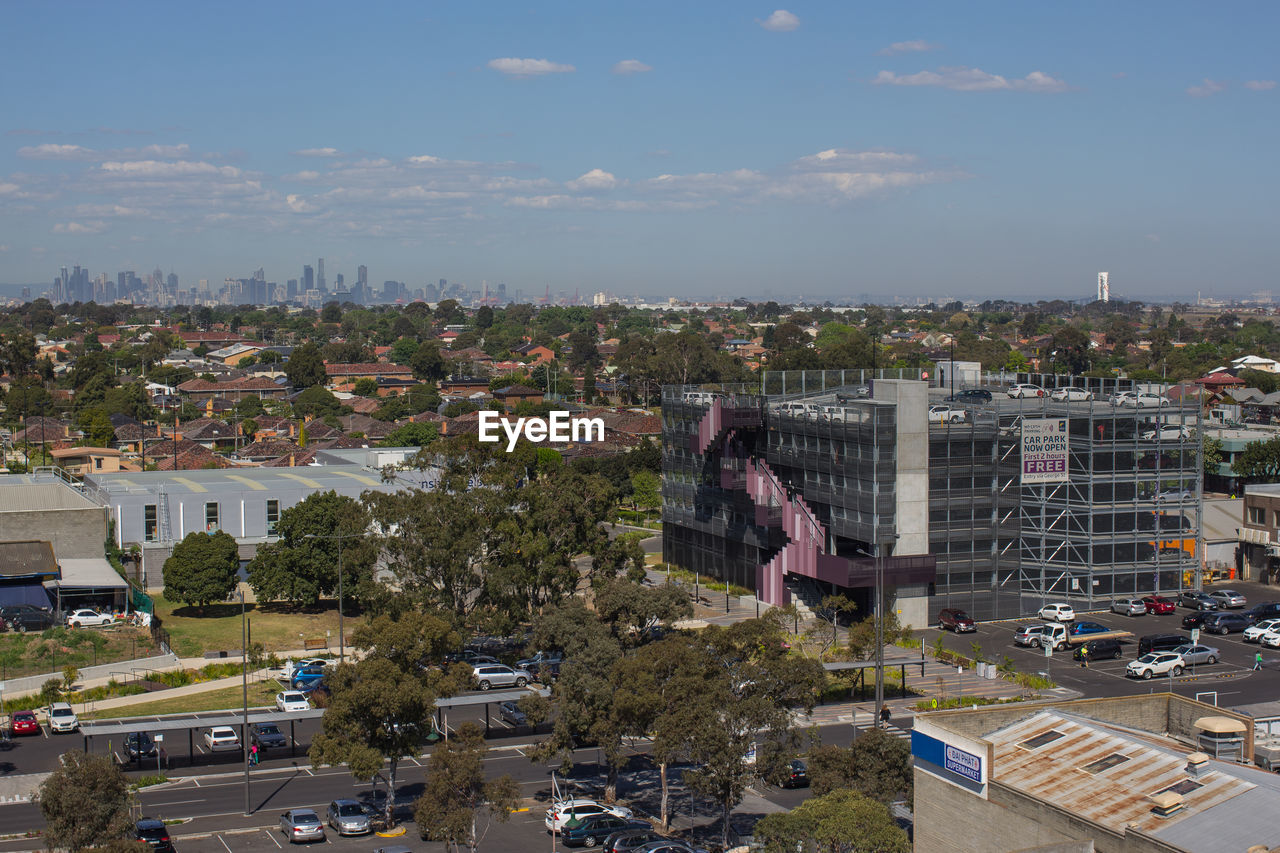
[36,751,134,852]
[162,530,240,609]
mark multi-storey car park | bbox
[661,370,1202,625]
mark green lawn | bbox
[154,595,347,658]
[83,679,285,719]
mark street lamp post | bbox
[305,532,359,663]
[241,588,250,817]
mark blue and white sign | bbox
[944,744,983,783]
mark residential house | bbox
[207,343,263,366]
[439,376,490,397]
[513,342,555,365]
[177,376,290,402]
[492,384,545,411]
[50,446,126,475]
[324,363,414,390]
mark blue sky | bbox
[0,1,1276,302]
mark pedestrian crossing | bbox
[855,721,912,742]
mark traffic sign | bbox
[1191,628,1200,645]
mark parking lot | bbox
[929,580,1280,704]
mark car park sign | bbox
[1021,418,1069,484]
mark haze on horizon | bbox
[0,1,1276,303]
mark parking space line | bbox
[266,830,282,848]
[217,835,234,853]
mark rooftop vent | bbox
[1186,751,1210,779]
[1147,791,1184,819]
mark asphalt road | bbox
[928,579,1280,707]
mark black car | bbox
[1203,612,1250,635]
[134,818,175,853]
[604,829,666,852]
[0,605,55,633]
[944,388,993,403]
[1242,602,1280,624]
[1178,592,1219,612]
[1181,612,1213,630]
[251,722,288,749]
[561,815,651,848]
[1138,633,1190,655]
[125,731,158,762]
[1074,638,1122,661]
[779,759,809,788]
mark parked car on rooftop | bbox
[1007,384,1045,399]
[1178,592,1219,611]
[1244,618,1280,643]
[1050,387,1093,402]
[1142,595,1176,615]
[1171,644,1221,666]
[1126,652,1184,679]
[279,809,325,843]
[944,388,992,403]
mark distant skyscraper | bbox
[357,265,368,288]
[303,264,314,293]
[317,258,325,292]
[1097,272,1110,302]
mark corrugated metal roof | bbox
[0,482,100,512]
[988,711,1253,835]
[84,463,436,498]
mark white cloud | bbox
[567,169,619,191]
[1245,79,1277,91]
[795,149,919,169]
[873,67,1068,92]
[612,59,653,75]
[286,194,317,213]
[97,160,243,178]
[408,154,444,164]
[1186,78,1226,97]
[294,147,340,157]
[487,57,576,77]
[758,9,799,31]
[18,142,191,161]
[0,182,19,195]
[52,221,106,234]
[18,143,95,159]
[877,40,939,55]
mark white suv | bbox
[1245,618,1280,643]
[48,702,78,733]
[1126,652,1184,679]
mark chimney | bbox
[1147,791,1183,819]
[1186,752,1210,779]
[289,453,295,467]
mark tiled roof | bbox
[177,377,284,393]
[325,363,414,377]
[236,438,302,459]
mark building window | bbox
[205,502,220,532]
[94,457,103,470]
[1249,506,1266,525]
[266,500,280,536]
[1274,510,1280,528]
[144,505,158,542]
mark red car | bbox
[10,711,39,736]
[1143,595,1176,615]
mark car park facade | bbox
[662,371,1201,625]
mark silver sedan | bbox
[1209,589,1247,609]
[280,809,326,843]
[1172,644,1221,666]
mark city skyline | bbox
[1,1,1277,301]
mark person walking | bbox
[1255,651,1264,671]
[879,705,891,728]
[249,743,259,766]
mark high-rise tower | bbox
[1097,272,1110,302]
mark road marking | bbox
[152,799,205,806]
[266,830,282,848]
[216,834,234,853]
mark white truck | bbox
[1015,622,1133,652]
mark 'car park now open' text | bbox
[478,410,605,451]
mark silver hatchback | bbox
[326,799,371,836]
[1110,598,1147,617]
[280,809,325,843]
